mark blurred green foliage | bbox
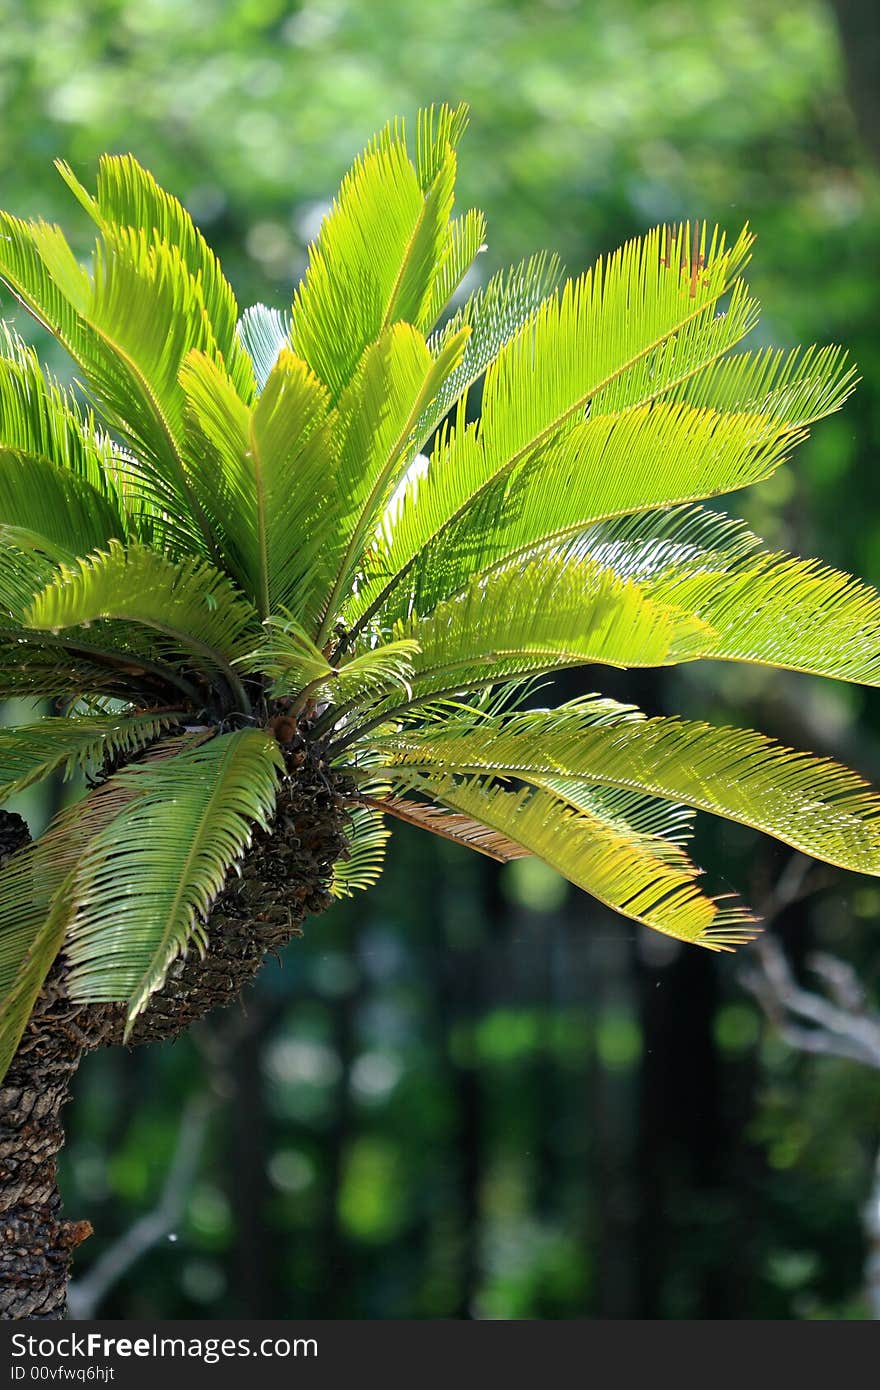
[2,0,879,1319]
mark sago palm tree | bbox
[0,104,877,1317]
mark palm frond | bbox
[330,801,391,898]
[370,402,803,624]
[394,773,755,949]
[56,153,255,401]
[666,343,857,426]
[0,710,177,802]
[315,321,469,641]
[181,347,337,619]
[332,640,422,706]
[343,229,753,636]
[24,541,261,684]
[417,251,563,450]
[0,326,127,498]
[236,304,292,390]
[419,208,487,330]
[234,612,334,696]
[370,792,530,861]
[0,453,127,564]
[0,545,57,624]
[290,104,470,399]
[374,697,880,874]
[586,276,760,415]
[0,205,234,558]
[576,506,880,687]
[62,729,283,1030]
[0,764,154,1080]
[379,554,711,712]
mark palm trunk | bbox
[0,751,349,1319]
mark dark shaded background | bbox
[2,0,880,1319]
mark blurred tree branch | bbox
[66,1095,214,1321]
[741,857,880,1317]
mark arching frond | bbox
[56,153,255,402]
[330,801,391,898]
[0,711,178,803]
[383,555,711,711]
[575,506,880,687]
[368,402,802,624]
[62,729,284,1030]
[24,541,261,681]
[419,207,487,330]
[667,343,857,426]
[585,277,761,415]
[234,612,333,697]
[0,205,234,558]
[181,347,337,618]
[0,762,159,1079]
[393,773,755,949]
[371,792,530,862]
[0,545,57,624]
[0,453,127,564]
[418,251,563,446]
[374,698,880,875]
[343,229,754,637]
[0,327,126,497]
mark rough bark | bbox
[0,738,350,1319]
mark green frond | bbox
[55,153,255,402]
[0,853,77,1082]
[586,277,760,415]
[374,697,880,875]
[62,730,283,1029]
[290,104,470,398]
[0,204,237,558]
[234,612,334,697]
[382,555,711,711]
[415,251,563,451]
[0,545,57,624]
[0,453,127,564]
[393,773,755,949]
[0,326,127,498]
[0,763,156,1080]
[181,347,337,618]
[315,321,469,641]
[540,779,697,852]
[333,639,421,705]
[248,350,338,619]
[667,343,857,426]
[419,207,487,330]
[330,801,391,898]
[343,228,752,636]
[24,541,261,681]
[236,304,291,391]
[475,222,754,477]
[415,102,470,187]
[371,401,803,624]
[578,505,880,687]
[0,710,178,803]
[323,555,706,744]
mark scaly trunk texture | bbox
[0,738,350,1319]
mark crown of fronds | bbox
[0,104,874,1078]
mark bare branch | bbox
[67,1094,214,1320]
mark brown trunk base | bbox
[0,740,350,1318]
